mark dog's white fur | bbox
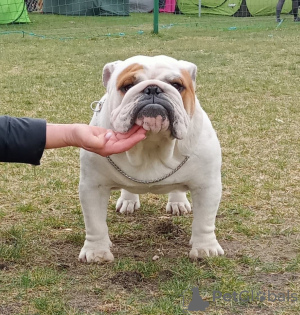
[79,55,224,263]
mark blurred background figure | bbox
[276,0,300,22]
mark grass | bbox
[0,12,300,315]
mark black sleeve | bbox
[0,116,47,165]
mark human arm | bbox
[45,123,146,156]
[0,116,146,165]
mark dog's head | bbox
[103,55,197,140]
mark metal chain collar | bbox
[106,155,189,184]
[90,98,189,184]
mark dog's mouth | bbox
[129,87,177,137]
[131,102,175,136]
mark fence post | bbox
[153,0,159,34]
[199,0,201,17]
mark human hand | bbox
[71,124,147,156]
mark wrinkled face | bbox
[103,55,197,140]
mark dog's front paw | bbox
[116,196,140,214]
[166,200,192,216]
[78,241,114,263]
[189,240,224,260]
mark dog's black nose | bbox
[143,85,163,95]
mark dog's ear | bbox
[102,61,121,88]
[179,60,197,87]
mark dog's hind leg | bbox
[116,189,140,214]
[166,190,192,216]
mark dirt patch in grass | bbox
[221,234,299,262]
[0,303,23,315]
[154,220,183,236]
[246,235,299,263]
[110,271,144,289]
[253,272,300,289]
[111,216,191,261]
[158,269,174,281]
[0,263,9,270]
[67,292,104,314]
[221,240,245,259]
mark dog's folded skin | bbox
[79,55,224,263]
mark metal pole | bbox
[199,0,201,17]
[153,0,159,34]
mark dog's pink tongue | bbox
[135,116,169,133]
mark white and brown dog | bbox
[79,55,224,263]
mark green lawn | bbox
[0,13,299,315]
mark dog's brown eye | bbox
[171,82,184,92]
[121,84,134,93]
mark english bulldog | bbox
[79,55,224,263]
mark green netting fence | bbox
[0,0,296,39]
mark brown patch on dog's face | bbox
[180,69,195,116]
[116,63,144,94]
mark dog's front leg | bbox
[78,184,114,263]
[189,184,224,260]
